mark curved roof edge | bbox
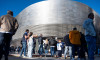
[16,0,100,17]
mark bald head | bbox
[7,10,13,16]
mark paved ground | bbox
[1,54,100,60]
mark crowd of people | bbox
[19,13,97,60]
[0,10,96,60]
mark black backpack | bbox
[50,39,56,45]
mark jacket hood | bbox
[72,30,79,34]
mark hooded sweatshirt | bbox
[69,30,81,45]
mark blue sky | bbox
[0,0,100,17]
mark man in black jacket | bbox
[49,37,57,57]
[80,32,88,60]
[64,33,72,59]
[38,34,43,57]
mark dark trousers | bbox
[33,45,35,54]
[62,47,64,54]
[85,36,96,60]
[72,44,80,58]
[0,33,12,60]
[80,43,88,58]
[58,50,62,57]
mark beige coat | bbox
[0,14,19,35]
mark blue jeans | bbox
[45,49,48,54]
[85,36,96,60]
[64,46,72,59]
[50,47,55,56]
[20,42,27,56]
[38,44,43,55]
[0,33,12,60]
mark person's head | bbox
[58,39,61,43]
[38,34,42,37]
[46,38,48,41]
[29,32,33,37]
[45,39,48,42]
[7,10,13,16]
[25,29,29,33]
[73,27,77,30]
[50,36,54,39]
[88,13,94,19]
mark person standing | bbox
[44,38,49,56]
[61,41,64,57]
[83,13,96,60]
[0,10,19,60]
[38,34,43,57]
[64,33,72,59]
[33,38,36,54]
[49,37,56,57]
[27,32,33,58]
[69,27,81,60]
[80,32,88,60]
[57,39,63,58]
[20,29,29,57]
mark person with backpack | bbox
[69,27,81,60]
[38,34,43,57]
[49,36,57,57]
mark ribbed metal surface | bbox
[13,0,100,44]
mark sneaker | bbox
[23,56,27,57]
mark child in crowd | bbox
[57,39,63,58]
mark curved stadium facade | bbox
[13,0,100,45]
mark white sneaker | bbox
[23,56,27,57]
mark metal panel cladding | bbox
[13,0,100,44]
